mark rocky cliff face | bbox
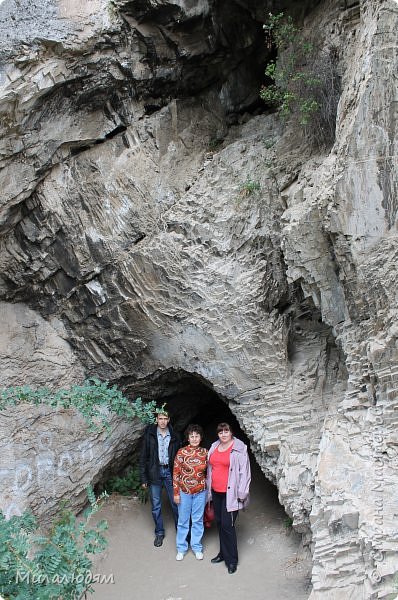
[0,0,397,597]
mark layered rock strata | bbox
[296,2,398,596]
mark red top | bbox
[209,445,232,492]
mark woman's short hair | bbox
[216,422,233,434]
[185,423,204,441]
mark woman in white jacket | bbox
[206,422,251,574]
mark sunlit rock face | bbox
[0,0,397,597]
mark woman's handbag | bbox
[203,501,215,528]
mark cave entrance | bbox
[96,371,311,597]
[128,369,288,525]
[130,369,250,449]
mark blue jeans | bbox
[176,489,206,553]
[150,466,179,536]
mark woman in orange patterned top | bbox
[173,424,208,561]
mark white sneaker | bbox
[176,552,184,561]
[195,551,204,560]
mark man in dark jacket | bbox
[140,409,181,546]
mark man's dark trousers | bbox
[150,465,179,536]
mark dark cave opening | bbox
[106,370,289,524]
[124,369,251,450]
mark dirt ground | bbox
[91,460,312,600]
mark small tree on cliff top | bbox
[260,12,341,148]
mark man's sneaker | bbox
[176,552,185,561]
[195,551,204,560]
[154,535,164,547]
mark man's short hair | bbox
[156,408,169,417]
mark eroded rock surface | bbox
[0,300,85,387]
[0,0,397,597]
[0,402,144,525]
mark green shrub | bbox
[261,12,341,147]
[0,379,157,433]
[263,137,276,149]
[0,382,158,598]
[0,488,108,600]
[283,516,294,529]
[104,465,148,503]
[239,179,261,197]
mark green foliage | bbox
[263,12,297,49]
[261,12,341,147]
[155,402,169,417]
[239,179,261,197]
[0,488,108,600]
[263,137,276,149]
[260,13,319,126]
[283,516,294,529]
[104,465,148,503]
[0,379,157,433]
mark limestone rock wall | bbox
[0,300,85,388]
[0,402,144,524]
[289,2,398,597]
[0,0,397,597]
